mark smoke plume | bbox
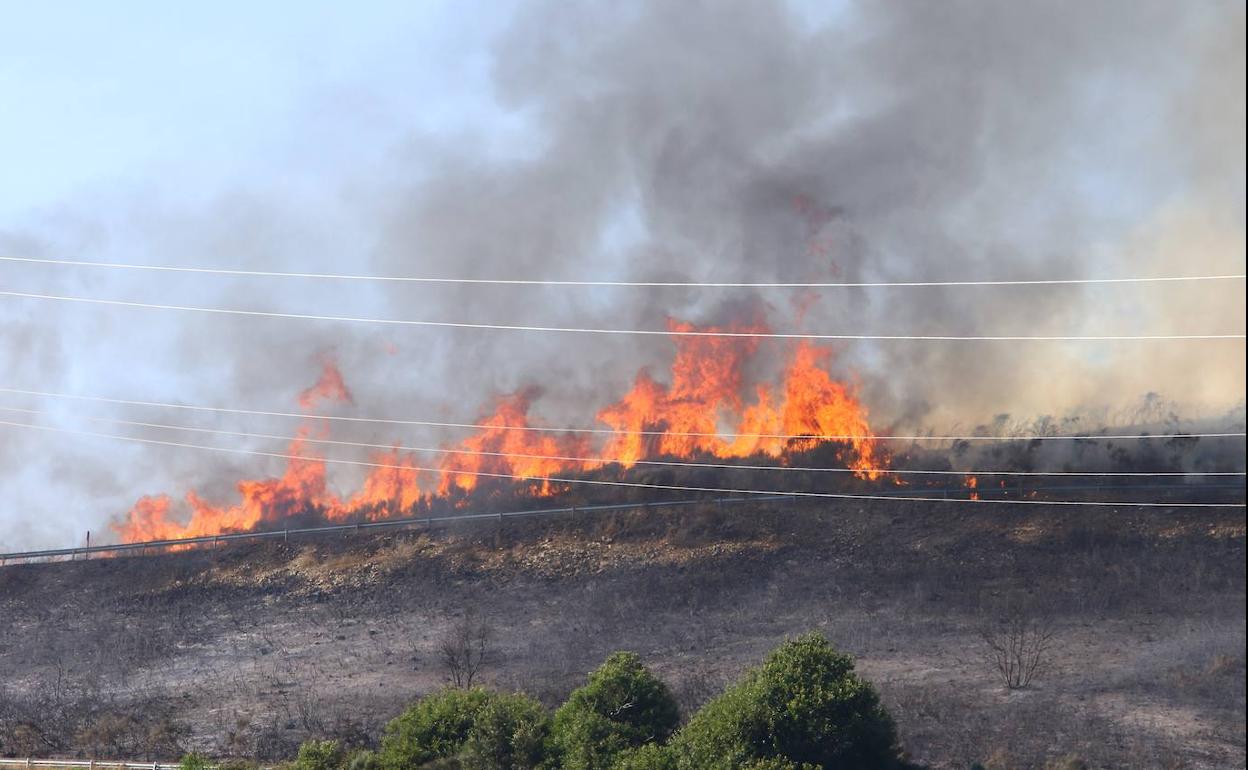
[1,0,1243,547]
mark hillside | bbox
[2,501,1244,769]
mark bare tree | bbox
[980,603,1056,690]
[439,610,492,688]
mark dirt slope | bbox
[1,500,1244,769]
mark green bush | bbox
[379,687,548,770]
[346,750,382,770]
[297,739,346,770]
[670,632,900,770]
[738,759,820,770]
[551,652,681,770]
[610,744,677,770]
[460,692,549,770]
[180,754,212,770]
[381,688,493,768]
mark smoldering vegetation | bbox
[1,502,1244,768]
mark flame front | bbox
[966,475,980,501]
[112,319,884,543]
[434,389,594,496]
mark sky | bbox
[0,1,529,219]
[0,0,1244,550]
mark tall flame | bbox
[435,389,593,496]
[299,355,354,409]
[111,319,883,543]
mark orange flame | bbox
[299,355,354,410]
[111,317,884,543]
[113,428,345,540]
[435,389,593,496]
[966,475,979,501]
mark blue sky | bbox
[0,1,522,222]
[0,0,533,548]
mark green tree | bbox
[551,652,680,770]
[738,760,820,770]
[381,688,493,769]
[610,744,677,770]
[670,633,900,770]
[379,687,549,770]
[461,692,549,770]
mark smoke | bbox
[0,0,1243,548]
[363,0,1245,427]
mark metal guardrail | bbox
[1,483,1242,566]
[0,760,182,770]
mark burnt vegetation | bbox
[1,498,1244,769]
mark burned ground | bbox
[1,501,1244,769]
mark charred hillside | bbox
[1,502,1244,769]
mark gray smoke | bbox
[0,0,1243,548]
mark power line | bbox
[2,289,1243,341]
[1,417,1242,508]
[3,386,1241,442]
[4,404,1237,478]
[3,254,1244,288]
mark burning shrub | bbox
[111,322,887,545]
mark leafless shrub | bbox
[980,603,1055,690]
[439,609,492,688]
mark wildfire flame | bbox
[299,355,354,410]
[111,317,884,543]
[966,475,979,501]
